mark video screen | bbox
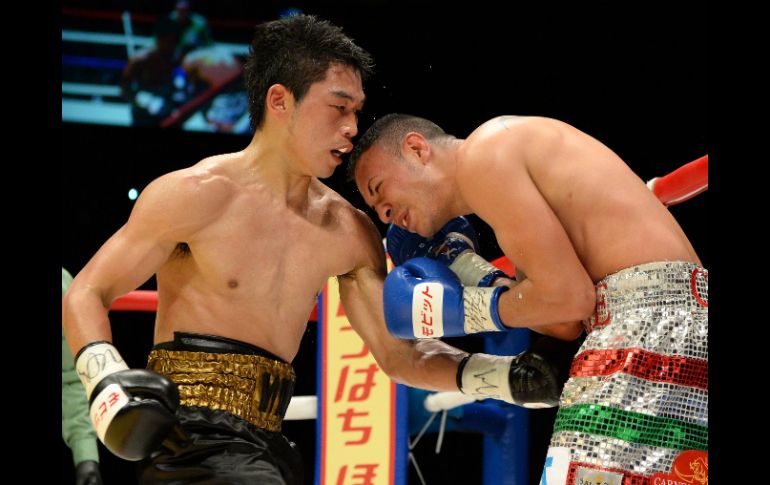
[61,2,285,134]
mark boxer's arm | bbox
[63,169,231,355]
[338,210,466,391]
[459,119,593,339]
[63,169,229,460]
[527,320,585,340]
[495,274,585,340]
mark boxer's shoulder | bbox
[130,164,239,237]
[307,179,363,222]
[310,187,386,273]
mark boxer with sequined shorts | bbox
[64,17,558,484]
[546,262,707,484]
[350,113,707,484]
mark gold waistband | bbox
[147,349,296,432]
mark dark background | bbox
[60,1,708,484]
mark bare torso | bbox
[154,154,365,361]
[460,116,700,283]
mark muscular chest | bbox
[188,196,349,292]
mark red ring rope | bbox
[646,155,707,206]
[110,155,708,318]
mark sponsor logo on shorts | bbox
[585,282,611,332]
[650,450,708,485]
[690,269,708,308]
[573,466,622,485]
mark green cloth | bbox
[61,268,99,465]
[553,403,708,451]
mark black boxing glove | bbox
[457,351,562,408]
[75,460,102,485]
[75,342,180,461]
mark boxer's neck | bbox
[240,134,314,210]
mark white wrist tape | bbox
[449,251,501,287]
[75,342,129,398]
[460,353,514,403]
[462,287,505,334]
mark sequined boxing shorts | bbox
[541,262,708,485]
[137,332,303,485]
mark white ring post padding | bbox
[284,391,478,419]
[284,395,318,420]
[424,391,477,413]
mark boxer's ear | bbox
[267,84,291,115]
[403,132,431,164]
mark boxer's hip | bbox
[147,331,296,433]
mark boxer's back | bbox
[460,116,700,282]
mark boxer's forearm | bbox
[496,277,594,330]
[62,284,114,357]
[340,267,467,392]
[386,339,468,392]
[485,276,585,339]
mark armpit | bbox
[171,242,191,259]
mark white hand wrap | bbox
[462,287,507,333]
[75,342,129,398]
[459,353,515,403]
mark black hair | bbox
[244,14,374,132]
[347,113,450,183]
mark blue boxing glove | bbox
[386,216,481,266]
[386,217,507,287]
[384,257,509,339]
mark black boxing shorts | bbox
[137,332,302,485]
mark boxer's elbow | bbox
[377,362,413,389]
[374,351,410,385]
[372,343,424,387]
[546,321,585,341]
[549,277,595,324]
[64,281,112,313]
[567,283,596,323]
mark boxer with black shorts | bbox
[63,17,560,484]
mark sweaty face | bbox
[287,65,365,179]
[354,146,444,237]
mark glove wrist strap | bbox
[449,251,504,287]
[456,355,471,392]
[478,269,508,287]
[75,342,129,398]
[460,353,515,403]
